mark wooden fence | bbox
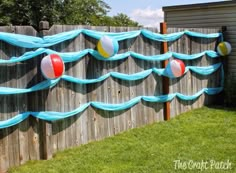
[0,23,221,172]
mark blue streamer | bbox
[62,63,221,84]
[110,70,153,81]
[142,30,185,42]
[172,50,219,60]
[0,63,224,128]
[0,86,223,129]
[31,103,91,121]
[62,73,110,84]
[0,63,222,94]
[184,30,222,39]
[0,29,222,48]
[0,48,220,64]
[0,79,60,95]
[91,96,142,111]
[187,63,222,75]
[0,112,30,129]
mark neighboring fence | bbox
[0,23,221,172]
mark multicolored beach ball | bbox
[165,59,186,78]
[217,41,232,56]
[97,35,119,58]
[41,54,65,79]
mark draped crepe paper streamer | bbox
[0,65,224,128]
[164,59,186,78]
[217,41,232,56]
[41,54,65,79]
[0,87,224,129]
[0,48,220,64]
[0,29,222,48]
[0,63,222,95]
[97,35,119,58]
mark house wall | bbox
[163,1,236,105]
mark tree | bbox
[110,13,140,27]
[0,0,139,29]
[60,0,111,25]
[0,0,112,29]
[0,0,64,29]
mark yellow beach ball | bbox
[97,36,119,58]
[217,42,232,56]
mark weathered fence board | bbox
[0,25,222,172]
[0,26,38,172]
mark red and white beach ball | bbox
[40,54,65,79]
[165,59,186,78]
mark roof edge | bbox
[163,1,236,12]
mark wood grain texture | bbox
[0,26,38,172]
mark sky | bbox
[104,0,227,27]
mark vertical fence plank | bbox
[129,30,142,128]
[110,26,129,134]
[15,26,34,164]
[38,21,54,160]
[4,26,20,169]
[72,26,88,146]
[0,26,11,171]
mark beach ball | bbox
[165,59,186,78]
[40,54,65,79]
[217,41,231,56]
[97,35,119,58]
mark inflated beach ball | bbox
[217,41,232,56]
[97,35,119,58]
[165,59,186,78]
[40,54,65,79]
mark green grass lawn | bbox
[9,106,236,173]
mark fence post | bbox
[38,21,52,160]
[221,26,228,105]
[39,20,49,36]
[160,22,170,120]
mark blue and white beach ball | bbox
[97,36,119,58]
[217,41,232,56]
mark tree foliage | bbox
[0,0,62,28]
[0,0,139,30]
[61,0,111,25]
[111,13,139,27]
